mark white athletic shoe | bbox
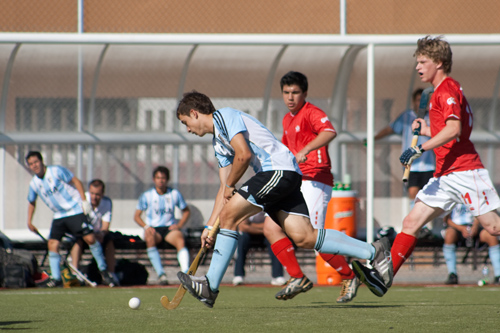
[271,276,287,286]
[232,276,244,286]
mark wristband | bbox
[225,184,234,189]
[143,225,151,230]
[204,225,213,231]
[418,144,425,153]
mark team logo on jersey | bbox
[447,97,456,105]
[295,125,300,132]
[321,116,329,123]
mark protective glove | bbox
[81,200,92,215]
[400,145,424,166]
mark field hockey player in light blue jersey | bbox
[175,91,394,308]
[26,151,116,287]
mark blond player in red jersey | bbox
[265,71,360,303]
[352,35,500,297]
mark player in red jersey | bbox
[265,71,360,303]
[352,35,500,296]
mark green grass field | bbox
[1,284,498,332]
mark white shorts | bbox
[301,180,332,229]
[416,169,500,217]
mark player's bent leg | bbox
[477,211,500,237]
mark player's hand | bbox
[399,145,424,166]
[168,224,180,231]
[201,228,216,248]
[27,223,38,234]
[295,152,308,163]
[81,200,92,215]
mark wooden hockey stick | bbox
[402,86,434,182]
[160,218,220,310]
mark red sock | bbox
[320,253,355,280]
[391,232,417,275]
[271,237,303,278]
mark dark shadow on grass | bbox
[299,303,402,309]
[0,321,36,330]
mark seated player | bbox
[443,204,500,285]
[134,166,191,285]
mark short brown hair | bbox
[414,35,452,74]
[176,91,216,118]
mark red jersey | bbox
[429,77,484,177]
[282,102,336,186]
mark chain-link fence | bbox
[1,0,500,34]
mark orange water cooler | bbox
[316,190,358,285]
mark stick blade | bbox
[160,288,187,310]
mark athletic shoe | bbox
[275,276,313,300]
[336,277,360,303]
[493,276,500,285]
[445,273,458,285]
[158,274,169,286]
[100,270,116,287]
[36,277,63,288]
[370,237,394,288]
[232,276,244,286]
[271,276,287,286]
[351,260,387,297]
[177,272,219,308]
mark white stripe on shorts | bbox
[256,170,283,198]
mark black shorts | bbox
[50,213,94,241]
[236,170,309,223]
[408,171,434,189]
[154,226,173,240]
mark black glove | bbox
[400,145,425,166]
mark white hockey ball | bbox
[129,297,141,309]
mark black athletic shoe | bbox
[445,273,458,285]
[351,260,388,297]
[36,277,63,288]
[177,272,219,308]
[370,237,394,288]
[100,270,116,287]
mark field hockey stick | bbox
[34,230,50,266]
[36,230,97,287]
[161,218,221,310]
[67,261,97,287]
[402,86,434,182]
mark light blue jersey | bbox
[390,109,435,172]
[449,204,473,225]
[27,165,83,219]
[85,192,112,232]
[213,107,301,174]
[136,187,188,227]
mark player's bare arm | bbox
[420,118,461,151]
[70,176,87,201]
[134,209,155,238]
[225,133,252,193]
[27,201,38,233]
[296,130,336,163]
[170,207,190,230]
